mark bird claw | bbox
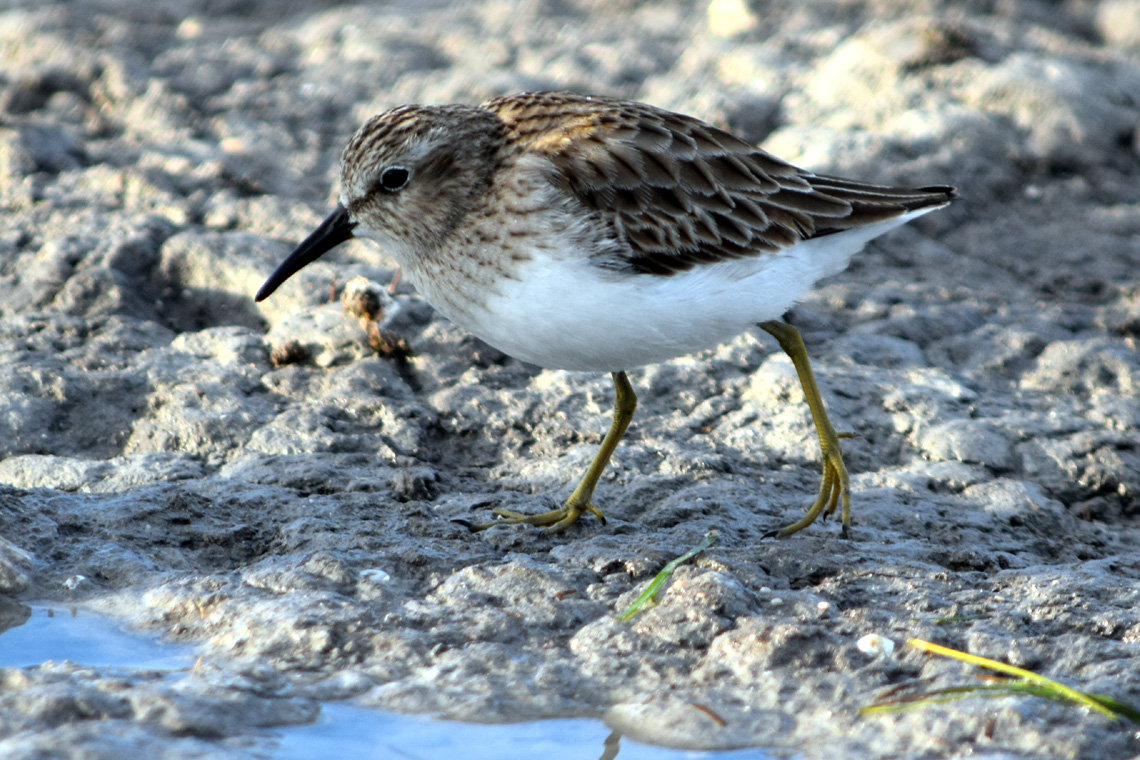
[768,432,851,539]
[466,501,606,535]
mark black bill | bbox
[255,203,357,302]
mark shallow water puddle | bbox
[0,603,197,670]
[272,703,771,759]
[0,604,772,759]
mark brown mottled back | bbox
[484,92,954,275]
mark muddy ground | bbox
[0,0,1139,757]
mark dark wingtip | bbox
[254,203,356,302]
[915,184,959,202]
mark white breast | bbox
[459,208,937,372]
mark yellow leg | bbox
[470,371,637,534]
[758,321,851,538]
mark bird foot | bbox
[467,500,606,534]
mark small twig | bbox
[689,703,727,727]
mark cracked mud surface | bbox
[1,1,1139,757]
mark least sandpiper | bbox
[256,91,955,537]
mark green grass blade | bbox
[617,531,718,621]
[864,642,1140,725]
[907,639,1118,719]
[1085,693,1140,725]
[862,683,1037,715]
[863,681,1113,716]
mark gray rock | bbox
[916,419,1015,471]
[0,538,33,595]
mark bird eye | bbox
[379,166,410,192]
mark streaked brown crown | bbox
[339,104,506,254]
[484,92,955,275]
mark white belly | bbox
[451,211,933,372]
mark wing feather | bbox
[485,92,956,275]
